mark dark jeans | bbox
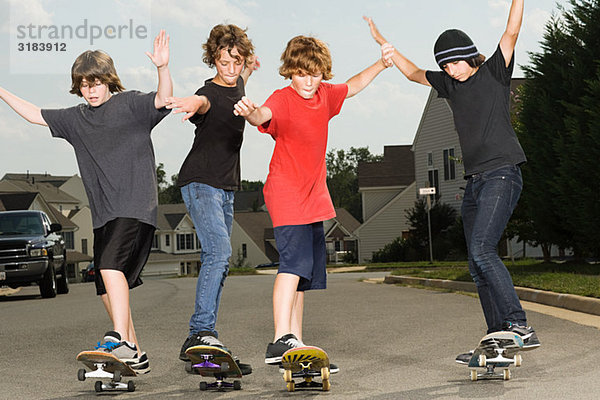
[461,165,527,333]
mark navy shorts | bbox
[93,218,155,296]
[273,222,327,291]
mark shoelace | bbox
[284,337,302,348]
[94,341,120,351]
[200,335,223,347]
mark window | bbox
[81,238,88,255]
[63,231,74,250]
[428,169,440,197]
[427,152,433,168]
[242,243,247,258]
[165,234,170,246]
[152,235,159,250]
[177,233,195,250]
[443,148,456,181]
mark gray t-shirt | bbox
[426,45,526,176]
[41,91,170,228]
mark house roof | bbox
[0,179,80,204]
[358,145,415,188]
[333,207,361,234]
[156,203,189,230]
[2,173,72,188]
[233,211,279,262]
[234,191,265,212]
[66,250,93,263]
[0,192,77,230]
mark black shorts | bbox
[93,218,155,296]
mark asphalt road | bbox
[1,271,599,399]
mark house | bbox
[355,145,416,262]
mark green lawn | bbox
[386,259,600,298]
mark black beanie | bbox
[433,29,479,68]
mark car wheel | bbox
[57,260,69,294]
[39,263,57,298]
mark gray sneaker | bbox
[128,351,151,374]
[95,331,139,363]
[503,322,541,350]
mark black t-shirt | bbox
[426,45,526,176]
[177,77,246,190]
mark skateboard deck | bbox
[467,331,524,381]
[76,351,136,392]
[281,346,331,392]
[185,345,243,391]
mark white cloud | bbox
[153,0,252,29]
[525,7,552,36]
[3,0,53,33]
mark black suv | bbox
[0,210,68,298]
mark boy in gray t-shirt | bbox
[0,30,172,372]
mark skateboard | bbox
[280,346,331,392]
[467,331,524,381]
[76,351,136,392]
[185,345,243,391]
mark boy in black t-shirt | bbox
[165,24,257,368]
[364,0,540,362]
[0,30,172,372]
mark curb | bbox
[384,275,600,317]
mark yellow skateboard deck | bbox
[281,346,331,392]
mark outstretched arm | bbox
[0,87,47,126]
[363,16,430,87]
[499,0,524,67]
[145,29,173,109]
[233,96,272,127]
[165,95,210,122]
[345,43,393,98]
[241,55,260,85]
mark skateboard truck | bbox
[77,362,135,392]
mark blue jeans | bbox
[461,165,527,333]
[181,182,234,337]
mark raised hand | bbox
[146,29,169,69]
[363,16,387,45]
[381,43,394,68]
[245,55,261,72]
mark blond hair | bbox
[278,36,333,80]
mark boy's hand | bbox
[363,16,387,45]
[381,43,394,68]
[245,55,261,72]
[165,95,204,121]
[233,96,258,117]
[146,29,169,69]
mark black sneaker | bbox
[179,331,229,361]
[503,322,541,350]
[265,333,303,364]
[128,351,151,374]
[455,350,474,365]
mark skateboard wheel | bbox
[199,381,208,391]
[322,378,331,391]
[286,381,295,392]
[94,381,103,392]
[127,381,135,392]
[113,369,121,382]
[478,354,486,367]
[283,369,292,382]
[233,380,242,390]
[503,369,511,380]
[470,370,478,381]
[77,369,86,381]
[514,354,522,367]
[185,361,193,373]
[321,367,330,380]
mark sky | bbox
[0,0,566,183]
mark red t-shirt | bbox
[258,82,348,227]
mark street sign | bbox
[419,187,436,195]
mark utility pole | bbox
[419,187,436,263]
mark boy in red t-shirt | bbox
[234,35,393,365]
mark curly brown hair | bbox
[278,36,333,80]
[69,50,125,97]
[203,24,254,68]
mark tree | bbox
[156,163,182,204]
[326,147,382,221]
[516,0,600,258]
